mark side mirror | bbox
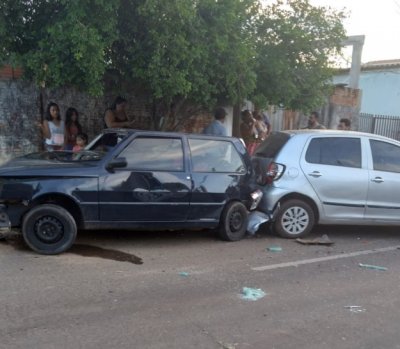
[106,157,127,172]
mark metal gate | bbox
[359,113,400,141]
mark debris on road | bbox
[246,211,270,235]
[217,342,238,349]
[240,287,266,301]
[358,263,387,271]
[344,305,366,313]
[267,246,282,252]
[179,271,190,277]
[295,234,334,246]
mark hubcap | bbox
[229,210,244,232]
[34,216,64,244]
[281,206,309,235]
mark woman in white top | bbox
[40,102,65,151]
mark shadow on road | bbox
[68,244,143,264]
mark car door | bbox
[300,136,368,221]
[187,137,248,222]
[99,135,192,222]
[365,138,400,220]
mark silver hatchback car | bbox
[253,130,400,238]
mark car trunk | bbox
[251,132,291,185]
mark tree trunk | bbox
[232,103,242,138]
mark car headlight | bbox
[249,189,263,210]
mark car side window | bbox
[306,137,361,168]
[189,139,246,173]
[119,137,184,171]
[370,140,400,173]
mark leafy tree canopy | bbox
[0,0,346,118]
[254,0,346,111]
[0,0,118,95]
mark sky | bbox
[309,0,400,64]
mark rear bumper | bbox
[258,187,291,213]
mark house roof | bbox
[337,59,400,74]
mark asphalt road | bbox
[1,225,400,349]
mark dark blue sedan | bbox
[0,129,262,254]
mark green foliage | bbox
[0,0,118,95]
[254,0,346,111]
[110,0,259,108]
[0,0,346,113]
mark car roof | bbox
[103,128,242,142]
[280,129,400,143]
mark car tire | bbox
[274,199,315,238]
[22,204,77,255]
[218,201,248,241]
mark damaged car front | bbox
[0,152,103,253]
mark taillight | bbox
[265,162,285,184]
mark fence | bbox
[359,113,400,141]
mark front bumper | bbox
[0,205,11,232]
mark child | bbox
[72,133,88,152]
[64,107,83,151]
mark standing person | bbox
[254,107,272,136]
[40,102,65,151]
[253,111,269,142]
[306,111,326,129]
[64,107,83,151]
[240,109,258,155]
[72,133,88,152]
[104,96,135,128]
[337,118,351,130]
[202,107,227,136]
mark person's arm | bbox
[40,120,51,140]
[104,110,133,128]
[64,126,70,148]
[255,120,267,140]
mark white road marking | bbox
[252,245,400,271]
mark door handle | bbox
[371,177,384,183]
[308,171,322,178]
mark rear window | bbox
[189,139,246,173]
[253,132,290,157]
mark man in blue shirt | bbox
[202,107,227,136]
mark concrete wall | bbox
[0,75,215,162]
[334,68,400,116]
[0,80,41,163]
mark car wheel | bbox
[22,204,77,255]
[218,201,248,241]
[274,199,315,238]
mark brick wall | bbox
[0,65,23,80]
[326,86,362,130]
[287,86,362,130]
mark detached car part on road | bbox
[253,130,400,238]
[0,129,262,254]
